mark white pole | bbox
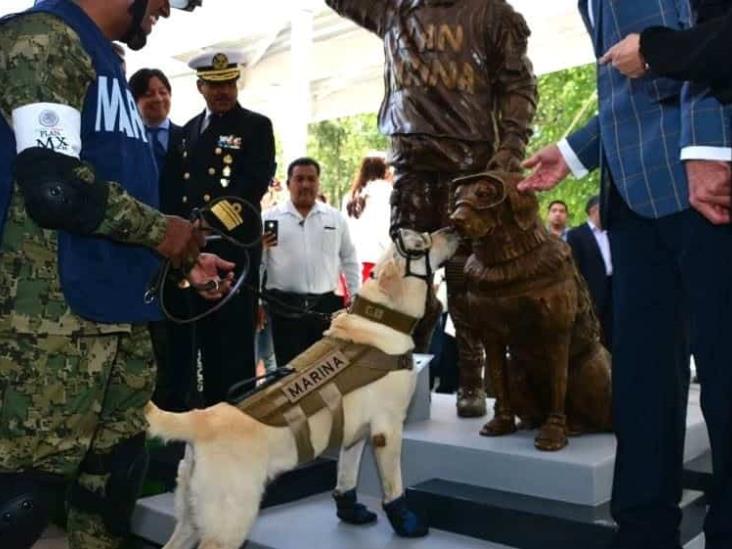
[285,8,314,164]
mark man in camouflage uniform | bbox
[0,1,226,548]
[326,0,537,416]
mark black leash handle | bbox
[160,250,251,325]
[146,196,263,324]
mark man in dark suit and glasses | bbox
[567,195,613,347]
[520,2,732,548]
[129,68,196,412]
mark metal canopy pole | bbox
[285,7,314,164]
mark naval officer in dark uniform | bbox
[174,49,276,405]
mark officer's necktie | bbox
[147,127,167,172]
[201,113,222,135]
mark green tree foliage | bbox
[306,114,388,206]
[304,63,599,224]
[529,64,600,226]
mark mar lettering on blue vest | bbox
[0,0,164,323]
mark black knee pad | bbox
[0,472,61,549]
[70,433,149,538]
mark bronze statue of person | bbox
[326,0,537,416]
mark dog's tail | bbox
[145,401,202,444]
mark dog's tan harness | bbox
[237,297,417,464]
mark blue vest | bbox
[0,0,163,323]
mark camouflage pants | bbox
[0,324,156,549]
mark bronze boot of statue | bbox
[456,354,487,417]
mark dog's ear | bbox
[377,259,402,297]
[505,176,539,231]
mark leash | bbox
[226,366,296,404]
[145,196,262,324]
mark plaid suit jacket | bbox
[566,0,732,218]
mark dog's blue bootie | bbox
[333,489,377,525]
[383,495,429,537]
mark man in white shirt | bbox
[566,196,613,347]
[262,157,360,366]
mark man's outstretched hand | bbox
[187,253,236,301]
[517,144,570,192]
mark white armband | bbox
[12,102,82,158]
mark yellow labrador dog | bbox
[145,228,460,549]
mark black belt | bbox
[264,289,336,319]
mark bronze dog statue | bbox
[450,171,612,451]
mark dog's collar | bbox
[350,296,420,335]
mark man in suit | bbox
[129,68,186,215]
[519,2,732,548]
[567,196,612,347]
[129,68,196,412]
[601,1,732,106]
[173,49,276,406]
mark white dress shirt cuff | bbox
[680,146,732,162]
[558,139,590,178]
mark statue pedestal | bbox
[357,388,709,505]
[131,380,710,549]
[405,353,432,423]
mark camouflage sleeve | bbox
[0,13,167,249]
[325,0,391,37]
[488,3,538,169]
[0,12,93,119]
[94,182,169,248]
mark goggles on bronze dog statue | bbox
[452,172,508,212]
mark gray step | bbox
[683,450,713,494]
[356,387,709,506]
[132,489,708,549]
[132,491,506,549]
[685,533,705,549]
[406,479,707,549]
